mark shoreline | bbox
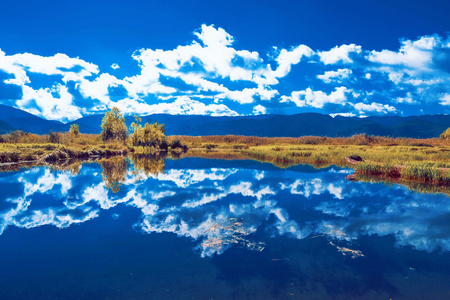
[1,134,449,192]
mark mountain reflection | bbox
[0,158,449,257]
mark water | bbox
[0,156,449,299]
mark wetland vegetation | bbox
[0,107,449,194]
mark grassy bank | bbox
[0,131,186,165]
[0,131,128,164]
[177,135,450,187]
[2,132,450,190]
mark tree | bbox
[440,128,450,139]
[48,130,60,144]
[129,115,142,146]
[69,124,80,137]
[129,115,166,148]
[100,107,127,142]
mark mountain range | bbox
[0,104,448,138]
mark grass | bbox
[0,131,187,165]
[2,131,450,191]
[0,141,128,164]
[176,135,450,188]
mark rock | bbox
[345,174,357,181]
[348,155,363,162]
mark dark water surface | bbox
[0,157,449,299]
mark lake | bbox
[0,156,449,299]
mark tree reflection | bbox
[129,154,165,177]
[100,156,127,193]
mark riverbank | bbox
[177,135,450,187]
[0,142,129,164]
[1,134,449,189]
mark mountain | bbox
[0,104,68,134]
[67,112,449,138]
[0,105,448,138]
[0,119,15,134]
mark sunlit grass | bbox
[176,135,450,186]
[2,132,450,188]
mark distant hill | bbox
[0,104,68,134]
[0,104,448,138]
[69,112,449,138]
[0,119,15,134]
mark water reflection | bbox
[129,154,165,177]
[0,156,449,258]
[100,157,127,193]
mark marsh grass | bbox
[2,132,450,188]
[0,132,128,164]
[174,135,450,186]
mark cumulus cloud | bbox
[353,102,397,114]
[0,27,449,120]
[317,68,352,83]
[440,94,450,106]
[116,96,239,116]
[318,44,362,65]
[272,45,314,78]
[281,86,350,108]
[252,104,266,115]
[0,50,98,85]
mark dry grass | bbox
[175,135,450,187]
[0,131,128,164]
[2,132,450,189]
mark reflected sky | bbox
[1,157,449,258]
[1,157,450,299]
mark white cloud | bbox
[317,68,352,83]
[1,28,450,121]
[18,84,82,122]
[367,36,436,69]
[395,92,417,104]
[272,45,314,78]
[330,112,356,118]
[440,94,450,106]
[78,73,121,106]
[281,86,349,108]
[353,102,397,114]
[115,96,238,116]
[318,44,362,65]
[252,104,266,115]
[0,50,98,85]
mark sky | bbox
[0,0,449,122]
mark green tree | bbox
[100,107,127,142]
[440,128,450,139]
[69,124,80,137]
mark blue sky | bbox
[0,0,449,122]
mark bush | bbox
[48,130,60,144]
[440,128,450,139]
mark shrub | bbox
[440,128,450,139]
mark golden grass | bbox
[175,134,449,148]
[0,131,128,164]
[176,135,450,187]
[2,132,450,189]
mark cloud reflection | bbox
[0,158,449,257]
